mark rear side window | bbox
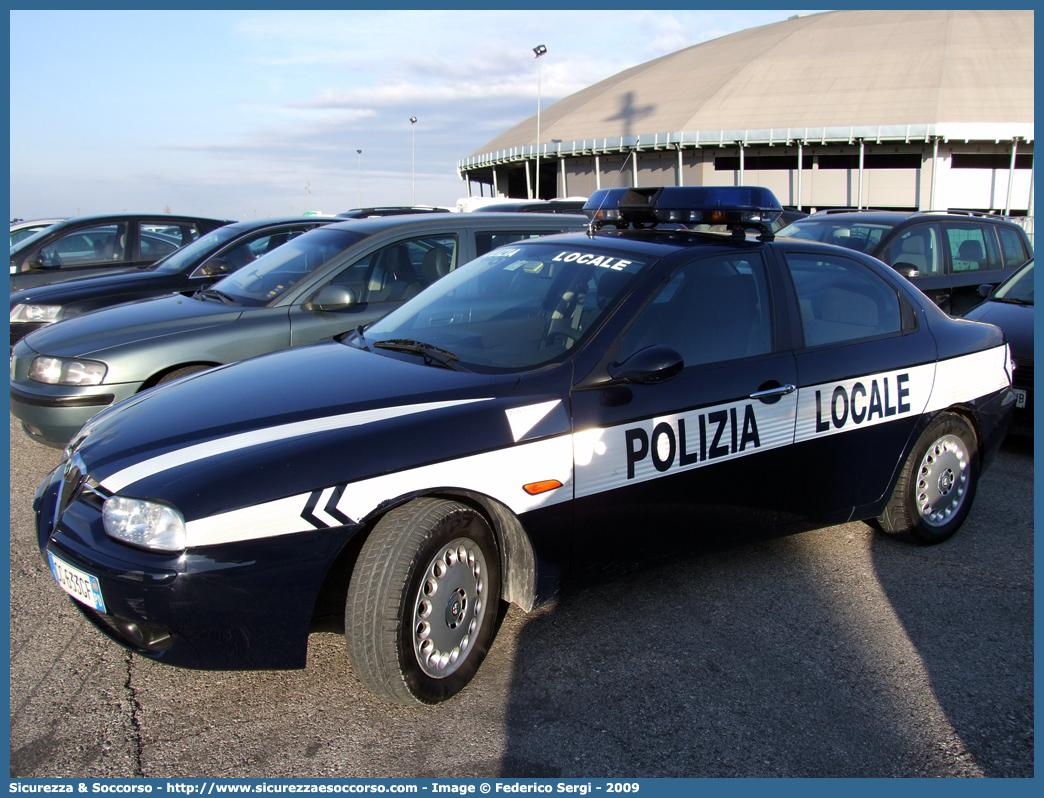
[997,227,1029,268]
[785,253,902,347]
[944,224,1002,273]
[140,222,202,248]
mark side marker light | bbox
[523,480,563,496]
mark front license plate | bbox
[48,552,107,614]
[1014,388,1027,409]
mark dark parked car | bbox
[964,259,1033,435]
[9,217,337,347]
[33,187,1013,706]
[778,209,1033,315]
[10,213,234,291]
[11,212,588,447]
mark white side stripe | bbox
[100,398,492,493]
[184,435,574,547]
[168,345,1013,549]
[505,400,561,442]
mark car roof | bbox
[42,213,234,226]
[223,216,339,232]
[322,212,589,234]
[797,209,1025,228]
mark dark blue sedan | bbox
[34,187,1015,705]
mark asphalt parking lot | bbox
[9,415,1034,778]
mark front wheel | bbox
[345,499,502,705]
[876,412,979,544]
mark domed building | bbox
[458,9,1034,218]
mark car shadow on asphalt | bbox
[492,436,1034,778]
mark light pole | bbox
[533,44,547,200]
[410,117,418,205]
[356,149,362,208]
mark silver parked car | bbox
[10,212,587,447]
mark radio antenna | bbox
[587,137,640,237]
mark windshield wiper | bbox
[372,339,467,370]
[194,287,238,305]
[994,296,1033,306]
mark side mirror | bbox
[608,345,683,385]
[891,262,920,279]
[194,257,231,278]
[977,283,996,298]
[308,284,357,312]
[28,250,61,271]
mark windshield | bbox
[151,225,243,274]
[993,260,1034,304]
[210,227,367,306]
[777,218,894,254]
[359,241,653,372]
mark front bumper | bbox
[9,340,139,447]
[35,466,360,670]
[10,382,132,448]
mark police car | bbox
[34,187,1014,706]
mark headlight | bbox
[11,303,62,323]
[29,356,106,385]
[102,497,186,552]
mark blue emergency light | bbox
[584,186,783,239]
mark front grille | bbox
[1013,357,1033,389]
[57,461,84,516]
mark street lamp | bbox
[533,44,547,200]
[356,150,362,208]
[410,117,418,205]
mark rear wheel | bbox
[345,498,501,704]
[876,412,979,544]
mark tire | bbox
[345,498,502,705]
[155,365,211,385]
[876,412,979,544]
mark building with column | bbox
[457,9,1034,219]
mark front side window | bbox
[362,242,651,371]
[620,253,773,368]
[329,235,459,304]
[886,226,941,275]
[37,224,127,268]
[785,253,902,347]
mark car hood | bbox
[964,300,1034,361]
[10,268,169,307]
[23,294,244,358]
[70,342,569,523]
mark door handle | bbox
[749,384,796,400]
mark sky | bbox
[9,9,818,221]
